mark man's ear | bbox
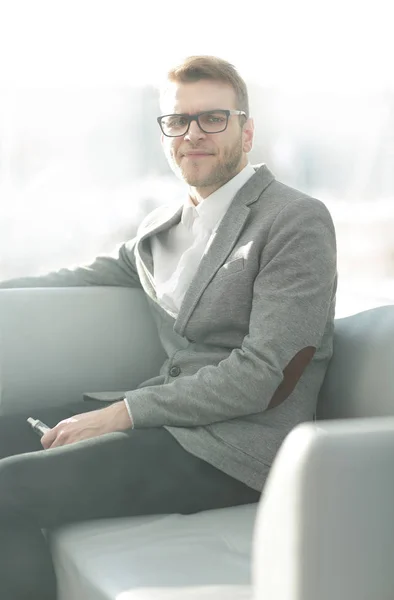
[242,117,254,153]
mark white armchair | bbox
[0,287,393,600]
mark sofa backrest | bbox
[317,305,394,420]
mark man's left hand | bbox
[41,401,132,449]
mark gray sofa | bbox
[0,287,393,600]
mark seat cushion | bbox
[116,584,252,599]
[50,503,258,600]
[317,305,394,419]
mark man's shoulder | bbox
[250,167,333,225]
[250,165,325,208]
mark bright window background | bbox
[1,0,393,316]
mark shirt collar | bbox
[181,163,255,231]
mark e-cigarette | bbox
[27,417,51,437]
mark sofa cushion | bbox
[116,585,252,599]
[317,305,394,419]
[50,503,258,600]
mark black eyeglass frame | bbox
[157,109,247,137]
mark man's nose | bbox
[184,118,206,142]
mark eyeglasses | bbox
[157,109,247,137]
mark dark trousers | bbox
[0,400,260,599]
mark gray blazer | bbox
[0,165,337,490]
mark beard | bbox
[168,133,244,189]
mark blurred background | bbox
[0,0,393,317]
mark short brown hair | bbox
[163,55,249,117]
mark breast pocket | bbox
[215,257,245,280]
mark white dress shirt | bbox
[151,163,255,317]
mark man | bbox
[0,55,337,599]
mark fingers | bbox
[41,427,59,449]
[48,431,67,449]
[41,425,70,449]
[41,417,76,449]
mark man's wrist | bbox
[104,399,133,430]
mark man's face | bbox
[160,80,254,199]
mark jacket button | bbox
[169,365,181,377]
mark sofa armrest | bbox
[118,586,252,600]
[0,287,166,414]
[253,417,394,600]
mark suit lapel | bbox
[135,204,183,300]
[175,165,275,335]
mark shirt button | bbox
[169,365,181,377]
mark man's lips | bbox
[182,151,214,157]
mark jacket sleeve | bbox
[0,238,141,289]
[125,198,337,428]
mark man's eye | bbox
[209,113,225,121]
[202,114,225,125]
[167,116,187,128]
